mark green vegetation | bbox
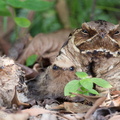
[0,0,53,27]
[64,72,112,97]
[67,0,120,28]
[1,0,120,39]
[0,0,120,40]
[0,0,54,40]
[0,0,120,42]
[26,54,38,66]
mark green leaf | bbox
[0,9,11,16]
[6,0,23,8]
[79,78,99,95]
[0,0,6,9]
[76,72,88,79]
[78,86,90,95]
[64,80,80,97]
[6,0,53,11]
[26,54,38,66]
[91,78,112,88]
[22,0,53,11]
[14,17,31,28]
[87,88,99,95]
[79,78,93,90]
[0,0,11,16]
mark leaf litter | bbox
[0,30,120,120]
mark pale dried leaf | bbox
[40,114,57,120]
[109,115,120,120]
[0,111,29,120]
[21,108,56,116]
[0,56,24,107]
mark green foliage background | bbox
[30,0,120,36]
[67,0,120,28]
[0,0,120,40]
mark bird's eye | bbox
[69,66,75,71]
[114,31,119,35]
[81,29,88,34]
[52,64,59,70]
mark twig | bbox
[84,96,106,119]
[71,93,101,103]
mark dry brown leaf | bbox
[111,91,120,95]
[21,108,56,116]
[64,102,91,113]
[17,29,72,64]
[100,90,120,107]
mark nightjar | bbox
[27,20,120,100]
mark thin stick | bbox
[84,97,106,119]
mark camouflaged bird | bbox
[27,20,120,100]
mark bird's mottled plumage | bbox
[27,20,120,100]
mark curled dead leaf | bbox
[17,29,72,64]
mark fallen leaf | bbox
[109,115,120,120]
[64,102,91,113]
[21,108,56,116]
[0,111,29,120]
[0,56,25,107]
[17,29,71,64]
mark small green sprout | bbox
[64,72,112,97]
